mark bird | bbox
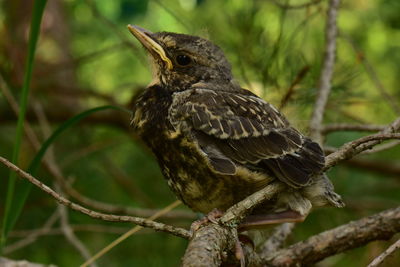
[127,25,344,228]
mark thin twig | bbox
[80,200,181,267]
[367,238,400,267]
[64,184,196,220]
[219,183,285,226]
[152,0,191,31]
[3,211,60,254]
[56,183,97,267]
[322,123,386,134]
[325,139,400,156]
[341,33,400,114]
[309,0,340,142]
[361,140,400,155]
[84,0,146,64]
[0,77,41,150]
[324,133,400,170]
[279,66,310,109]
[9,225,131,237]
[101,156,155,207]
[260,223,296,255]
[0,156,190,239]
[0,257,57,267]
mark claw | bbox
[190,208,224,233]
[235,238,246,267]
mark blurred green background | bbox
[0,0,399,266]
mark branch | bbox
[324,133,400,171]
[219,183,285,226]
[322,123,386,134]
[279,66,310,109]
[260,223,296,255]
[265,207,400,266]
[0,156,190,239]
[4,211,59,254]
[56,184,97,267]
[367,238,400,267]
[65,184,196,220]
[182,223,264,267]
[184,207,400,266]
[309,0,340,142]
[182,183,284,266]
[341,33,400,114]
[361,140,400,155]
[182,224,236,267]
[0,257,57,267]
[324,117,400,170]
[10,224,135,237]
[0,104,129,130]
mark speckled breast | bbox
[152,131,272,213]
[132,85,269,213]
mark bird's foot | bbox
[190,208,224,233]
[238,210,305,231]
[234,234,255,267]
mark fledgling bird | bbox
[127,25,344,227]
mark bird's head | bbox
[128,25,233,90]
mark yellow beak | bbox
[127,25,173,70]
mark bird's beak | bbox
[127,25,173,70]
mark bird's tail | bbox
[303,173,345,208]
[320,173,345,208]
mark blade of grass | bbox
[1,0,48,251]
[1,105,129,250]
[29,105,129,174]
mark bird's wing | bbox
[169,88,325,188]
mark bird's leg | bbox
[238,210,305,231]
[190,208,224,232]
[233,230,248,267]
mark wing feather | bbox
[169,88,325,188]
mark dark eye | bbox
[175,54,192,66]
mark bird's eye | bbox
[175,54,192,66]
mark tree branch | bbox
[182,183,284,266]
[322,123,386,134]
[219,183,285,226]
[265,207,400,266]
[279,66,310,109]
[309,0,340,142]
[0,257,57,267]
[0,156,190,239]
[324,133,400,171]
[341,33,400,114]
[3,211,59,254]
[182,224,236,267]
[367,238,400,267]
[260,223,296,255]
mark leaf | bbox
[1,0,48,251]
